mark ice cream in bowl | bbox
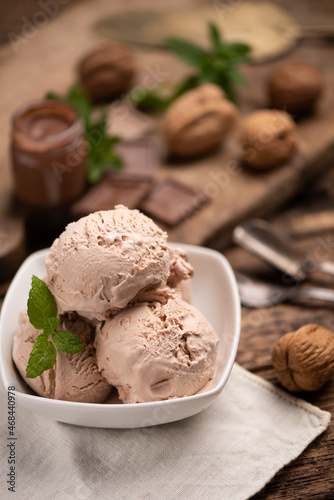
[0,206,240,428]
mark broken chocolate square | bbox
[140,178,209,226]
[72,175,152,216]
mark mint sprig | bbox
[47,84,122,185]
[26,334,57,379]
[131,22,251,111]
[28,275,57,330]
[26,276,83,378]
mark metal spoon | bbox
[233,218,334,281]
[235,272,334,308]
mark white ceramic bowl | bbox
[0,243,240,428]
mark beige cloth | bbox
[0,363,330,500]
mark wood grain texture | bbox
[0,1,333,498]
[227,221,334,499]
[0,0,334,251]
[163,37,334,249]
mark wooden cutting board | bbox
[0,0,333,253]
[163,43,334,249]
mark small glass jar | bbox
[11,100,86,208]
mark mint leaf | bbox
[209,22,221,50]
[44,317,60,336]
[46,84,122,185]
[25,275,84,378]
[27,276,57,330]
[171,75,201,99]
[225,67,247,85]
[146,22,251,109]
[86,111,122,184]
[46,91,61,100]
[87,140,122,184]
[166,37,208,68]
[130,77,202,112]
[52,330,83,354]
[131,23,251,112]
[66,84,92,126]
[224,42,251,58]
[130,88,171,112]
[26,334,57,378]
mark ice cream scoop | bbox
[12,311,112,403]
[46,206,171,320]
[95,293,219,404]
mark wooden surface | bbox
[0,0,334,251]
[225,166,334,499]
[0,1,334,499]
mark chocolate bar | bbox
[72,175,152,216]
[113,137,159,181]
[140,178,209,226]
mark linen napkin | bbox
[0,363,330,500]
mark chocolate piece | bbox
[140,178,209,226]
[72,175,152,216]
[72,138,159,217]
[107,101,156,141]
[113,137,159,181]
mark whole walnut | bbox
[268,62,323,115]
[163,84,237,157]
[272,324,334,392]
[239,109,297,169]
[78,43,136,101]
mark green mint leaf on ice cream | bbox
[26,334,57,379]
[52,330,83,354]
[26,275,83,378]
[44,317,60,335]
[27,275,57,330]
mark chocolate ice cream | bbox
[95,293,219,404]
[12,311,111,403]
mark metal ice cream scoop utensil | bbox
[235,271,334,308]
[233,218,334,281]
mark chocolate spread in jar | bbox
[11,100,87,208]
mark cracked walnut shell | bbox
[78,43,136,101]
[272,324,334,392]
[162,83,237,157]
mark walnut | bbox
[162,83,237,157]
[272,324,334,392]
[78,44,136,101]
[268,62,323,115]
[238,109,297,169]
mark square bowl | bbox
[0,243,240,428]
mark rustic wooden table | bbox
[0,0,333,498]
[226,169,334,499]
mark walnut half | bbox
[272,324,334,392]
